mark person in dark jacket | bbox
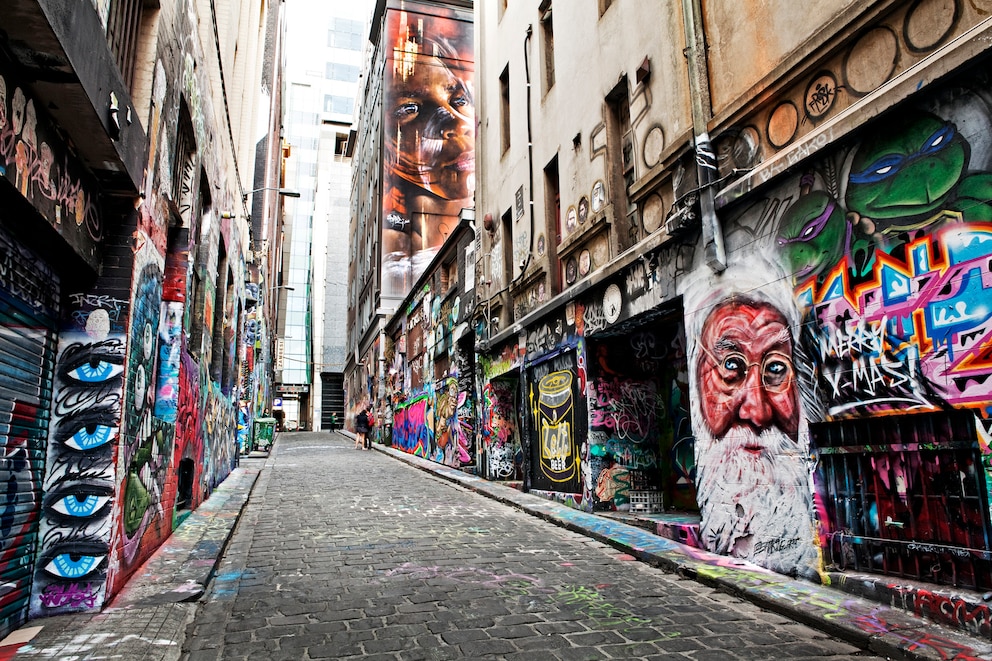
[354,407,371,450]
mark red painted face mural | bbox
[381,5,474,299]
[696,299,799,442]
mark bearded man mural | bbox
[684,264,820,578]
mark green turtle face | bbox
[846,112,967,220]
[777,190,847,280]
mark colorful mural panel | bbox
[481,379,521,480]
[681,262,821,579]
[528,353,583,494]
[681,78,992,583]
[32,328,123,616]
[381,2,474,298]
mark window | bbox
[544,155,561,294]
[329,18,364,50]
[501,208,513,284]
[607,78,639,252]
[325,62,360,82]
[106,0,159,89]
[324,95,355,115]
[500,66,511,154]
[172,98,197,223]
[540,2,555,92]
[335,133,349,156]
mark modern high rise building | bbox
[278,0,374,431]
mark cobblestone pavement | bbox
[182,433,886,661]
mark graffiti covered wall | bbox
[585,327,695,512]
[679,70,992,582]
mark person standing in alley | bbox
[354,406,371,450]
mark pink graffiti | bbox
[38,582,98,609]
[590,377,657,439]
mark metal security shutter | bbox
[0,229,59,640]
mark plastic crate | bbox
[628,490,664,514]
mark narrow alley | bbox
[184,433,885,660]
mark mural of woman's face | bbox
[388,52,474,201]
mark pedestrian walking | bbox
[354,406,371,449]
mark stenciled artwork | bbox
[380,2,474,298]
[528,353,584,494]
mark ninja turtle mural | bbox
[776,99,992,417]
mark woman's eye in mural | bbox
[450,91,469,109]
[65,358,125,383]
[51,493,111,518]
[64,424,116,451]
[54,408,118,453]
[38,540,109,579]
[396,101,420,119]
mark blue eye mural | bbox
[44,553,105,579]
[32,335,124,618]
[63,424,116,451]
[50,493,111,518]
[66,360,125,383]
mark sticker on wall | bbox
[537,233,546,257]
[566,205,577,234]
[578,196,589,224]
[565,256,578,285]
[578,249,592,276]
[591,180,606,213]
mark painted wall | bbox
[679,69,992,580]
[380,2,474,299]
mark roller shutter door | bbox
[0,227,59,639]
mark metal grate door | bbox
[814,411,992,590]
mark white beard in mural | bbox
[682,259,821,579]
[695,422,819,576]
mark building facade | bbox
[469,0,992,607]
[347,0,475,429]
[0,0,277,637]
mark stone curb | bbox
[373,442,992,661]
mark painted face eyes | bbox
[66,360,125,383]
[64,424,116,451]
[396,102,420,119]
[45,552,106,579]
[710,350,794,393]
[51,493,112,518]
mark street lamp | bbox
[244,187,301,202]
